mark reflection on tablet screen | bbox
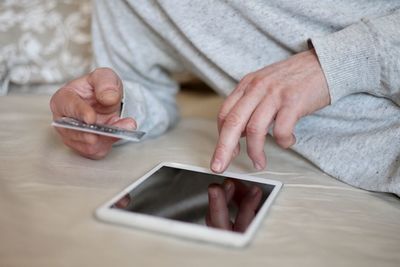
[111,166,275,233]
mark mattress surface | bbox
[0,92,399,267]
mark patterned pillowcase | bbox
[0,0,92,95]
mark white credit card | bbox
[52,117,146,142]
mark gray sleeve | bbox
[92,0,184,139]
[310,9,400,106]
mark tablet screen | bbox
[111,166,275,233]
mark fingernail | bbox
[212,159,222,173]
[102,90,118,101]
[254,162,263,170]
[126,121,136,130]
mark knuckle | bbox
[218,102,229,116]
[248,78,266,91]
[266,84,281,98]
[215,143,229,156]
[246,122,265,136]
[217,109,228,124]
[218,96,234,118]
[280,89,292,99]
[238,73,255,88]
[244,85,261,96]
[224,112,242,128]
[281,90,299,104]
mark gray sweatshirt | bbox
[92,0,400,196]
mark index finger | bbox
[234,186,262,232]
[50,88,96,124]
[211,90,263,173]
[217,73,254,133]
[206,184,231,230]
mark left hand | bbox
[211,49,330,173]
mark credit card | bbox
[52,117,145,142]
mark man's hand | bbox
[206,179,262,232]
[50,68,136,159]
[211,49,330,173]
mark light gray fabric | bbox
[92,0,400,195]
[311,9,400,105]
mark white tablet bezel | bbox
[95,162,282,247]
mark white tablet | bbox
[95,162,282,247]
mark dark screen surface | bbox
[112,166,275,233]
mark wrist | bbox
[309,22,379,103]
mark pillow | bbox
[0,0,92,95]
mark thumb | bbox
[88,68,123,106]
[111,117,137,131]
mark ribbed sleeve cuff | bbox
[310,21,380,103]
[120,80,177,138]
[120,81,147,130]
[113,81,148,146]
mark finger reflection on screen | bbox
[110,167,274,234]
[113,194,132,209]
[206,179,262,232]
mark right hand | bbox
[50,68,136,159]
